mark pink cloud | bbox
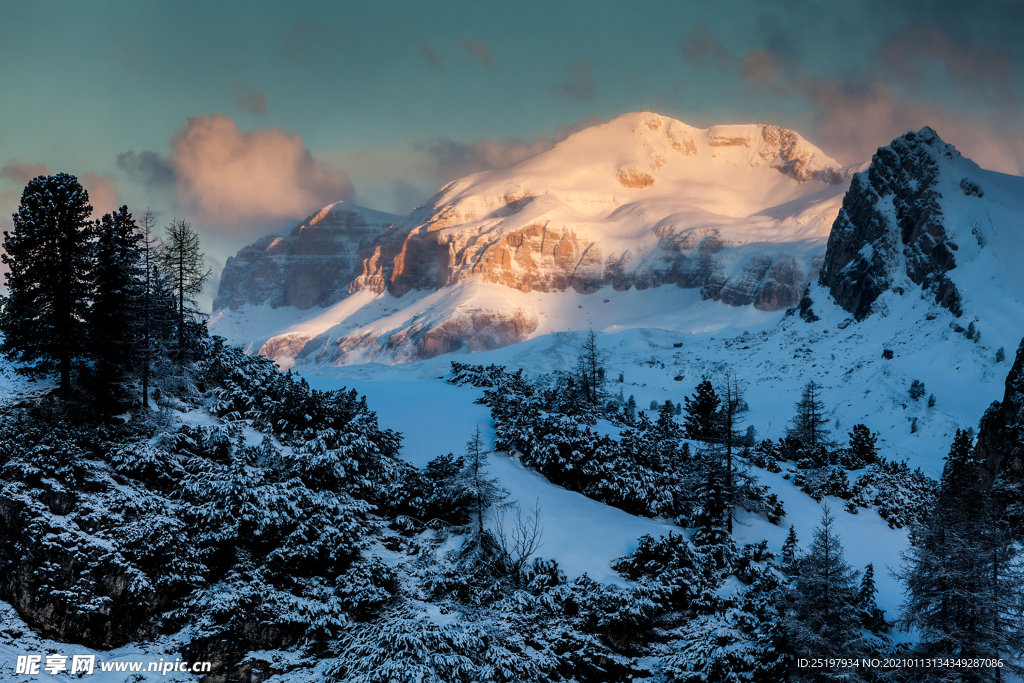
[81,172,121,217]
[168,114,354,229]
[0,160,49,185]
[421,115,603,180]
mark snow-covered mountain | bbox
[211,113,857,366]
[213,202,400,311]
[819,126,1024,323]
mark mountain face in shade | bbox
[819,127,1024,321]
[213,202,399,311]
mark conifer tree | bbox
[624,395,637,423]
[458,426,508,536]
[656,399,681,439]
[896,429,1024,678]
[787,506,864,677]
[90,206,144,391]
[575,329,605,407]
[138,208,159,407]
[847,424,878,466]
[693,466,731,568]
[158,218,210,361]
[0,173,94,392]
[717,371,748,533]
[781,525,799,572]
[855,563,888,633]
[788,380,832,448]
[683,378,721,442]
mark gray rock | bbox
[819,127,964,320]
[213,202,398,311]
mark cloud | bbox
[879,23,1018,107]
[555,58,594,101]
[682,23,1024,174]
[679,25,736,70]
[0,160,49,185]
[232,83,267,116]
[798,77,1024,174]
[422,137,554,180]
[81,172,121,216]
[116,150,176,190]
[391,179,427,214]
[418,43,441,69]
[455,37,492,66]
[419,116,603,181]
[738,49,790,95]
[120,115,354,236]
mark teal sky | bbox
[1,0,1022,268]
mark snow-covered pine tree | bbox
[625,395,637,423]
[692,466,732,568]
[854,563,888,634]
[683,378,721,442]
[787,506,864,679]
[656,399,682,439]
[0,173,94,392]
[781,525,799,573]
[846,424,878,467]
[908,379,926,401]
[90,205,144,396]
[459,426,509,536]
[787,380,832,448]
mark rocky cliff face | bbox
[975,339,1024,487]
[819,128,967,320]
[213,202,397,311]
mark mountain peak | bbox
[819,126,1024,322]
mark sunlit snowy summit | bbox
[211,112,861,366]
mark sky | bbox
[1,0,1022,306]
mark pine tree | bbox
[575,329,606,407]
[656,399,681,439]
[787,506,864,677]
[158,218,211,361]
[90,206,144,392]
[855,563,888,633]
[847,424,878,466]
[138,208,159,407]
[788,380,832,448]
[458,426,508,536]
[996,347,1006,363]
[896,429,1024,679]
[683,378,721,442]
[909,379,926,401]
[0,173,94,392]
[717,371,748,533]
[692,466,731,568]
[781,525,799,572]
[624,395,637,423]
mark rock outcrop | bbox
[819,128,965,320]
[213,202,397,311]
[975,339,1024,487]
